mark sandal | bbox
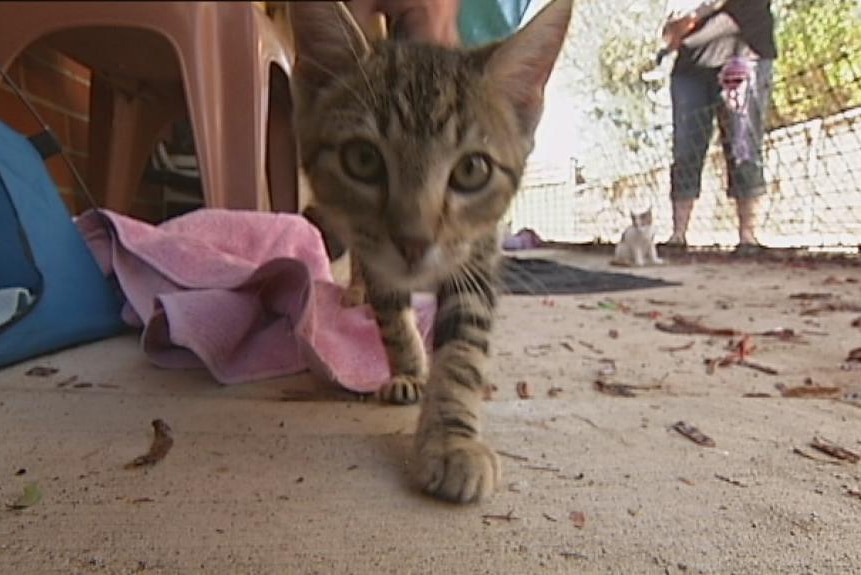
[733,242,767,257]
[658,237,688,254]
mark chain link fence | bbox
[510,0,861,251]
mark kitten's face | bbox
[296,45,527,290]
[631,209,653,229]
[290,1,572,290]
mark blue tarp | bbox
[0,121,125,367]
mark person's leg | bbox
[669,69,718,245]
[719,59,773,247]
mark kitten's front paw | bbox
[376,374,425,405]
[415,435,501,504]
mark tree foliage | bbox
[595,21,666,152]
[595,0,861,145]
[771,0,861,127]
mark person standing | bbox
[662,0,777,254]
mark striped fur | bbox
[290,0,572,503]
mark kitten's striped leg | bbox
[414,248,501,503]
[367,285,428,405]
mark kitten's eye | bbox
[449,153,492,193]
[340,139,386,184]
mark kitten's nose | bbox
[394,236,431,266]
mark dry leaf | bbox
[482,510,518,523]
[647,299,677,306]
[6,482,42,510]
[524,344,553,357]
[594,379,636,398]
[735,335,756,359]
[655,315,739,337]
[516,381,533,399]
[579,340,604,355]
[634,310,662,320]
[801,302,861,316]
[672,421,716,447]
[737,360,779,375]
[597,300,628,312]
[56,376,78,388]
[25,366,58,377]
[714,474,747,488]
[810,437,860,464]
[789,292,833,300]
[125,419,174,469]
[792,447,841,464]
[776,383,842,398]
[659,341,695,353]
[757,328,805,342]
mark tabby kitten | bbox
[289,0,572,503]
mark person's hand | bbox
[662,13,697,50]
[348,0,460,46]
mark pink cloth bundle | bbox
[75,208,434,393]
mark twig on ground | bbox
[810,437,860,464]
[672,421,716,447]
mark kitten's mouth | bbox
[362,241,458,292]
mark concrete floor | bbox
[2,250,861,574]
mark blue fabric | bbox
[459,0,532,47]
[0,121,125,367]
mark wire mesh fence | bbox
[510,0,861,251]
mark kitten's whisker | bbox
[298,55,374,115]
[459,264,486,305]
[498,258,550,297]
[452,269,479,325]
[457,264,494,329]
[332,4,378,108]
[463,259,502,299]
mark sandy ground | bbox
[1,249,861,575]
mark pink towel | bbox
[75,209,434,393]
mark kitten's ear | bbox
[484,0,573,133]
[289,2,370,95]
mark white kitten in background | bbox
[612,208,664,267]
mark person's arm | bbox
[384,0,460,46]
[681,12,740,48]
[662,0,728,49]
[347,0,461,46]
